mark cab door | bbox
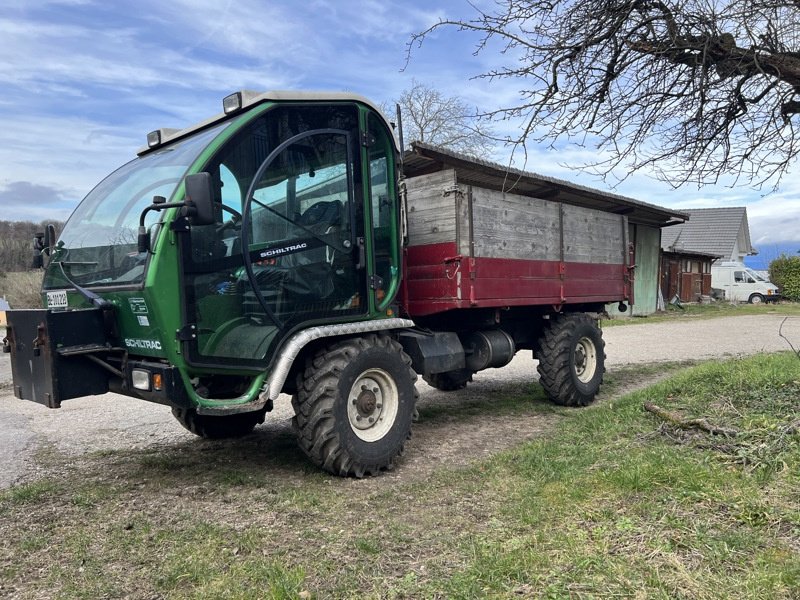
[181,103,368,369]
[362,110,402,313]
[241,127,367,324]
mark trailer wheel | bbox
[171,407,265,439]
[536,313,605,407]
[292,334,418,477]
[423,369,473,391]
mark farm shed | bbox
[660,250,720,303]
[403,142,688,316]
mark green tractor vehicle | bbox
[4,91,632,476]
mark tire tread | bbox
[291,334,418,477]
[536,313,605,407]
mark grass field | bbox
[604,300,800,326]
[1,353,798,598]
[0,271,43,309]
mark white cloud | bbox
[0,113,135,196]
[0,0,796,240]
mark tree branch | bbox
[644,402,739,436]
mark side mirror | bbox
[44,223,57,256]
[184,172,216,226]
[32,233,45,269]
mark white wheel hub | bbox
[574,336,598,383]
[347,368,399,442]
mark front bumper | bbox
[3,308,190,409]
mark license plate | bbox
[46,290,69,308]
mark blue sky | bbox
[1,0,798,255]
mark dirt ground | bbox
[1,313,798,489]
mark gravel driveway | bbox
[1,313,798,489]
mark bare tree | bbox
[391,80,494,157]
[409,1,800,187]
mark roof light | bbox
[223,92,243,114]
[146,130,162,148]
[145,128,181,150]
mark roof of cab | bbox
[137,90,398,155]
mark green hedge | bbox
[769,253,800,301]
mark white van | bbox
[710,261,780,304]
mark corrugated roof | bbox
[404,142,688,228]
[660,207,755,257]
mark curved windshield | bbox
[44,122,228,289]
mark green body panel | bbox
[631,225,661,316]
[39,98,401,411]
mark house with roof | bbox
[659,207,756,303]
[660,207,757,263]
[403,142,688,315]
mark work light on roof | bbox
[146,130,162,148]
[223,92,243,114]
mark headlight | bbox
[131,369,151,391]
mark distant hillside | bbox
[0,220,64,273]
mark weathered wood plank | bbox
[405,170,626,265]
[562,204,625,264]
[469,186,561,261]
[405,170,459,247]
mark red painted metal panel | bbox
[402,243,629,317]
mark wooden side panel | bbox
[402,170,632,316]
[562,204,626,264]
[461,186,625,265]
[405,169,459,247]
[467,187,561,260]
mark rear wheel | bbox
[748,293,765,304]
[292,334,418,477]
[171,407,265,439]
[536,313,605,406]
[423,369,473,391]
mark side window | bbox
[244,130,361,319]
[734,271,745,283]
[219,164,242,215]
[367,113,399,308]
[249,132,351,251]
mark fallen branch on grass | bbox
[778,317,800,361]
[643,403,739,437]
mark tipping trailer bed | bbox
[401,169,632,317]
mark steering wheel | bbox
[216,204,243,234]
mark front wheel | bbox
[536,313,605,406]
[748,293,765,304]
[292,334,418,477]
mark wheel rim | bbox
[574,336,598,383]
[751,295,763,304]
[347,368,399,442]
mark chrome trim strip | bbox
[267,318,414,401]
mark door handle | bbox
[355,236,366,270]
